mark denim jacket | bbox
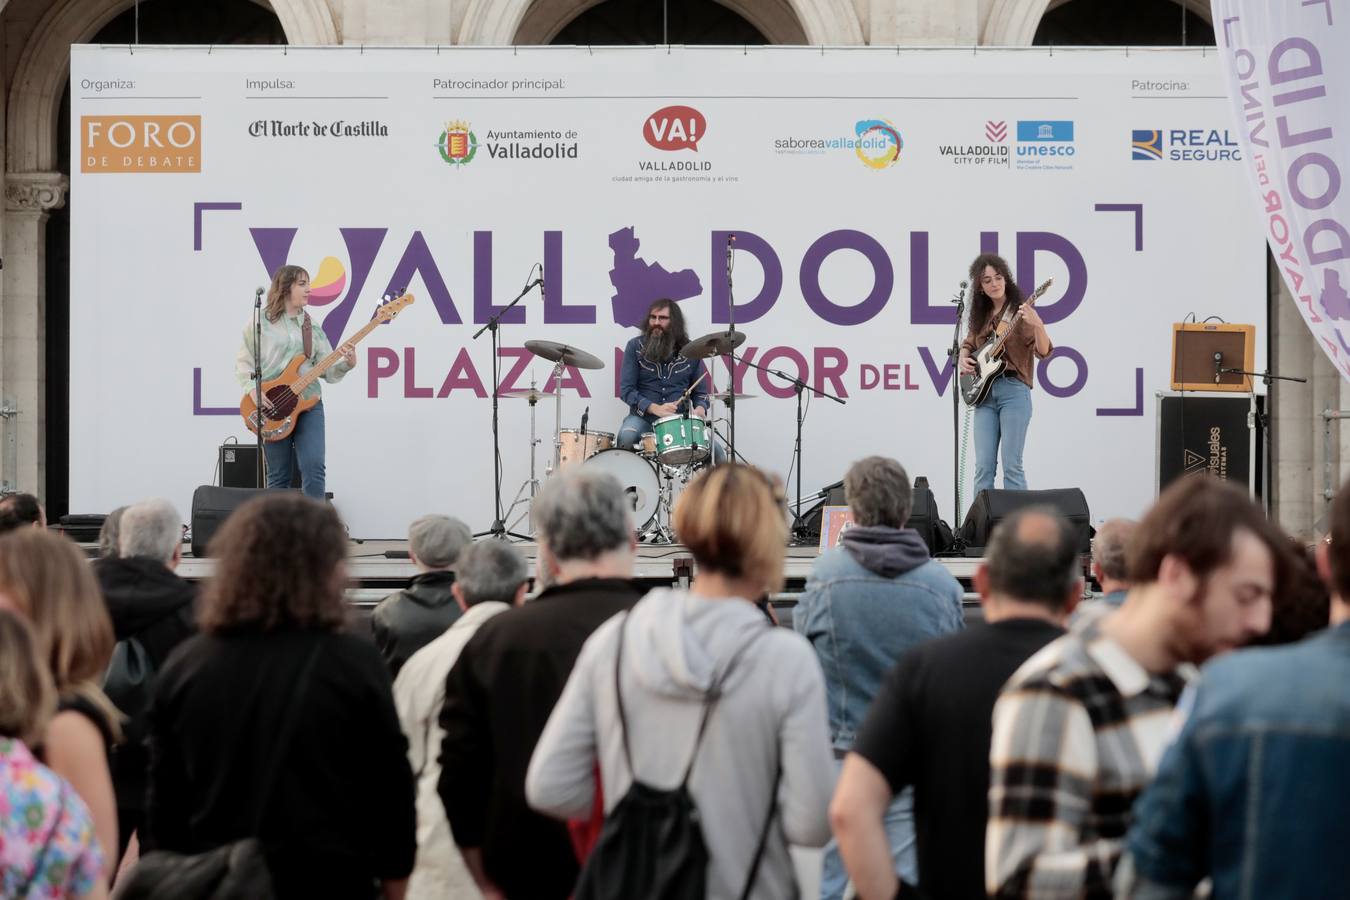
[618,335,710,421]
[793,536,964,751]
[1121,622,1350,899]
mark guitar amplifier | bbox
[218,444,302,489]
[220,444,263,489]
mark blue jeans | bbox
[264,398,326,499]
[974,375,1032,494]
[819,761,916,898]
[618,413,726,464]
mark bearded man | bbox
[616,298,714,453]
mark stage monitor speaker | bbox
[190,485,267,557]
[1171,323,1255,392]
[961,488,1091,555]
[56,514,106,544]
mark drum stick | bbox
[678,370,709,410]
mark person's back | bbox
[371,514,471,675]
[531,588,834,899]
[1124,631,1350,898]
[147,630,414,898]
[142,494,414,900]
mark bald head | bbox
[1092,518,1136,593]
[983,507,1081,611]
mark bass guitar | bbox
[957,278,1052,407]
[241,293,414,441]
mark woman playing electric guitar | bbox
[234,265,357,499]
[957,253,1053,494]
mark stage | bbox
[172,539,988,610]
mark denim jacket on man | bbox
[793,527,964,751]
[618,335,710,422]
[1120,621,1350,899]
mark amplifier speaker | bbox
[220,444,263,489]
[961,487,1092,554]
[190,485,267,557]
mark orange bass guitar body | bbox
[239,354,320,443]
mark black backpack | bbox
[574,614,782,900]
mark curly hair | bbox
[264,264,309,323]
[199,494,349,634]
[967,252,1024,336]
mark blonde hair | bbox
[0,530,121,738]
[673,464,787,594]
[0,610,57,745]
[265,265,309,322]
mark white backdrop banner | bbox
[1215,2,1350,379]
[70,45,1265,536]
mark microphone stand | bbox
[253,286,265,488]
[946,280,969,552]
[724,234,737,463]
[472,268,542,541]
[731,351,846,545]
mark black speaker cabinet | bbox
[961,487,1092,554]
[190,485,267,557]
[1156,392,1262,498]
[220,444,263,489]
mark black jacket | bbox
[94,556,197,813]
[145,630,416,900]
[439,577,642,900]
[370,570,460,676]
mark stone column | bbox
[1,172,66,500]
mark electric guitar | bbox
[958,278,1053,407]
[241,293,414,441]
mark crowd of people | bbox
[0,456,1344,899]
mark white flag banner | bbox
[1216,1,1350,377]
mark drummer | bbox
[617,298,722,462]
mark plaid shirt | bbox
[985,628,1189,899]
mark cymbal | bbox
[708,391,758,402]
[524,339,605,370]
[682,330,745,360]
[498,388,548,402]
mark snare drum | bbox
[653,415,709,465]
[557,429,614,471]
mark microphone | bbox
[728,234,737,244]
[255,286,265,307]
[538,263,546,295]
[1214,351,1223,383]
[580,405,589,436]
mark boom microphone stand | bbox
[947,280,969,551]
[731,351,846,544]
[253,286,265,488]
[724,234,737,462]
[473,265,543,540]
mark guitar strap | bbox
[301,312,313,360]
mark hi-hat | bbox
[708,391,758,402]
[682,330,746,360]
[524,339,605,370]
[499,388,548,402]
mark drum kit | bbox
[499,331,753,542]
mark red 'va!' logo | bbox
[644,105,705,151]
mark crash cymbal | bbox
[523,339,605,370]
[682,330,746,360]
[498,388,548,402]
[708,391,758,402]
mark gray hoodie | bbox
[527,588,835,899]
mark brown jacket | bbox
[961,307,1053,389]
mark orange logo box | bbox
[81,115,201,173]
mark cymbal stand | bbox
[505,371,543,535]
[547,358,565,476]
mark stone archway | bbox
[984,0,1211,45]
[515,0,808,45]
[459,0,861,45]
